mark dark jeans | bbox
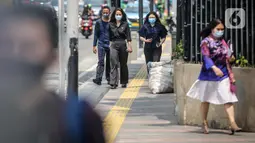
[110,41,129,86]
[144,47,162,72]
[95,46,110,82]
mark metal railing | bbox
[176,0,255,65]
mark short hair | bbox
[102,6,110,11]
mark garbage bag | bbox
[148,61,174,94]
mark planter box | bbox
[174,63,255,132]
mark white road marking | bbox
[54,60,98,95]
[78,62,97,79]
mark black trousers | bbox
[110,41,129,85]
[144,47,162,64]
[144,47,162,73]
[95,46,110,82]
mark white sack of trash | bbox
[148,61,174,94]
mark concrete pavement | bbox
[94,37,255,143]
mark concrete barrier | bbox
[174,63,255,132]
[128,32,139,63]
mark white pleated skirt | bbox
[187,78,238,105]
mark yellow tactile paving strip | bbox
[104,65,147,143]
[103,36,170,143]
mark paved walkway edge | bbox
[104,65,147,143]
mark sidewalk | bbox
[95,38,255,143]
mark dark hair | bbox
[99,6,110,18]
[109,8,127,23]
[144,11,161,25]
[102,6,110,12]
[10,5,58,48]
[200,19,223,39]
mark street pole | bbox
[116,0,121,8]
[139,0,143,28]
[139,0,143,48]
[67,0,79,98]
[167,0,170,16]
[150,0,154,12]
[58,0,65,96]
[111,0,119,10]
[111,0,115,7]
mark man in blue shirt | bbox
[92,6,111,85]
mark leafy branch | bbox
[235,54,249,67]
[172,40,184,59]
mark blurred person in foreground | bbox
[0,5,105,143]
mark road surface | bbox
[44,33,98,91]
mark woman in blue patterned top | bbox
[138,11,168,72]
[187,19,241,135]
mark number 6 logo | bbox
[225,8,245,29]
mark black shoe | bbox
[121,84,127,88]
[107,81,110,85]
[93,79,101,85]
[110,85,117,89]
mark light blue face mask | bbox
[115,15,122,21]
[213,30,224,38]
[148,18,156,24]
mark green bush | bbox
[172,40,184,59]
[235,54,249,67]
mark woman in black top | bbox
[138,12,168,72]
[109,8,132,89]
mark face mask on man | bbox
[213,30,224,38]
[148,18,156,24]
[103,13,109,19]
[115,15,122,21]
